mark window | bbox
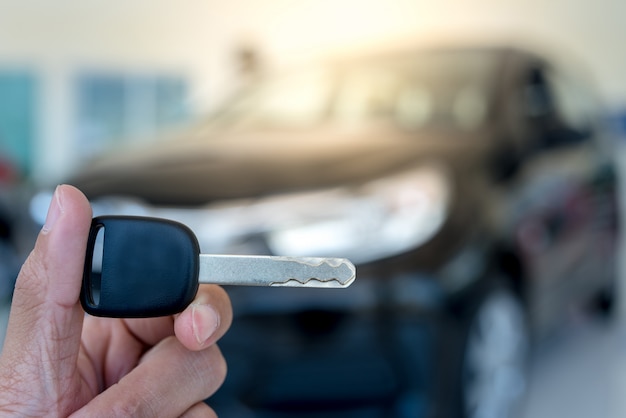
[75,73,189,157]
[0,71,36,175]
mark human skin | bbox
[0,185,232,417]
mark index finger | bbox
[121,284,232,350]
[174,284,232,350]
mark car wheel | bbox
[460,284,529,418]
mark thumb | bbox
[0,185,92,398]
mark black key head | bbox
[81,216,200,318]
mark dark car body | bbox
[61,45,620,417]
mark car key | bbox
[81,216,356,318]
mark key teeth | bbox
[270,276,356,288]
[282,256,350,269]
[269,257,356,288]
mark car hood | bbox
[68,125,489,206]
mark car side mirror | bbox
[540,123,590,149]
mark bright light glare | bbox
[267,165,450,263]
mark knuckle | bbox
[108,391,159,418]
[14,251,48,299]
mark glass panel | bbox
[0,71,36,176]
[75,73,189,158]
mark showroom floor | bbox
[520,304,626,417]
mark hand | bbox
[0,185,232,417]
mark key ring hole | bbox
[87,224,105,307]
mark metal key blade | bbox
[198,255,356,288]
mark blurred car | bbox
[35,45,620,417]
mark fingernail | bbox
[192,303,220,346]
[42,185,64,234]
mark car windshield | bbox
[213,50,500,133]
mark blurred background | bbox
[2,0,626,184]
[2,1,626,417]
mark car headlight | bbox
[265,165,451,264]
[29,165,450,266]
